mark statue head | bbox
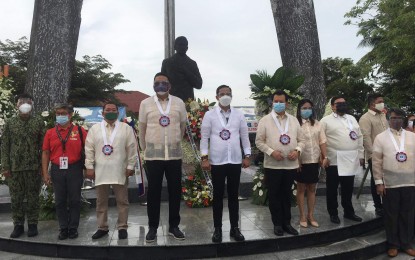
[174,36,188,55]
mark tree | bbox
[70,55,130,106]
[269,0,326,118]
[26,0,83,112]
[345,0,415,112]
[0,38,128,106]
[322,57,374,119]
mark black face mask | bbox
[336,102,348,114]
[389,119,404,130]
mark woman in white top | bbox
[295,99,327,228]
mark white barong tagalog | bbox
[336,150,360,176]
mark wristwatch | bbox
[244,154,251,159]
[201,155,208,161]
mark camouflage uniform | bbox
[0,114,45,225]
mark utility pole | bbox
[164,0,175,58]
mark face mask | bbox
[374,103,384,111]
[301,109,312,119]
[154,81,170,94]
[273,102,286,113]
[104,112,118,121]
[336,102,348,114]
[219,95,232,107]
[389,119,403,130]
[19,103,32,114]
[56,115,69,125]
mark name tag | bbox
[59,157,69,169]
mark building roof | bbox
[115,91,150,114]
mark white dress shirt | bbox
[200,106,251,165]
[85,121,137,186]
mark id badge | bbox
[59,157,69,169]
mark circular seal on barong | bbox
[219,129,231,140]
[396,152,407,162]
[159,115,170,127]
[349,131,358,140]
[279,134,291,145]
[102,145,114,156]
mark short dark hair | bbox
[331,96,345,105]
[387,107,406,120]
[273,90,289,102]
[16,93,33,102]
[367,93,383,107]
[153,72,169,81]
[174,36,188,46]
[102,102,119,111]
[216,85,232,95]
[54,103,73,113]
[296,99,315,126]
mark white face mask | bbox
[374,102,384,111]
[157,91,167,96]
[19,103,32,114]
[219,95,232,107]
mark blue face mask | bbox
[273,102,286,113]
[301,109,313,119]
[56,115,69,125]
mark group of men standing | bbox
[1,36,414,259]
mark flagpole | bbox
[164,0,175,58]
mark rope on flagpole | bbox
[185,118,213,191]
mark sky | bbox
[0,0,369,106]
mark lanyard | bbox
[387,128,406,153]
[271,111,289,135]
[335,113,354,132]
[216,107,232,129]
[154,95,172,116]
[55,124,74,153]
[100,120,120,146]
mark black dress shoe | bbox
[344,214,362,222]
[27,224,38,237]
[283,225,299,236]
[146,227,157,243]
[68,228,78,239]
[330,215,341,224]
[59,229,68,240]
[274,226,284,236]
[118,229,128,239]
[92,229,109,239]
[212,227,222,243]
[230,227,245,242]
[10,225,24,238]
[169,227,185,240]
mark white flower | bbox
[189,101,200,111]
[253,175,258,180]
[0,118,4,126]
[257,182,262,188]
[41,111,49,117]
[252,184,257,191]
[293,190,297,195]
[259,174,264,180]
[259,190,264,196]
[126,116,132,123]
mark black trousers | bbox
[51,161,83,230]
[368,159,382,209]
[264,168,295,226]
[211,164,241,228]
[146,160,182,228]
[326,166,355,216]
[383,187,415,250]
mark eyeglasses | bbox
[154,81,170,87]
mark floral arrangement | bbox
[185,98,215,141]
[182,163,213,208]
[250,67,304,119]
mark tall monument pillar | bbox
[164,0,175,58]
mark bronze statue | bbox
[161,36,202,101]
